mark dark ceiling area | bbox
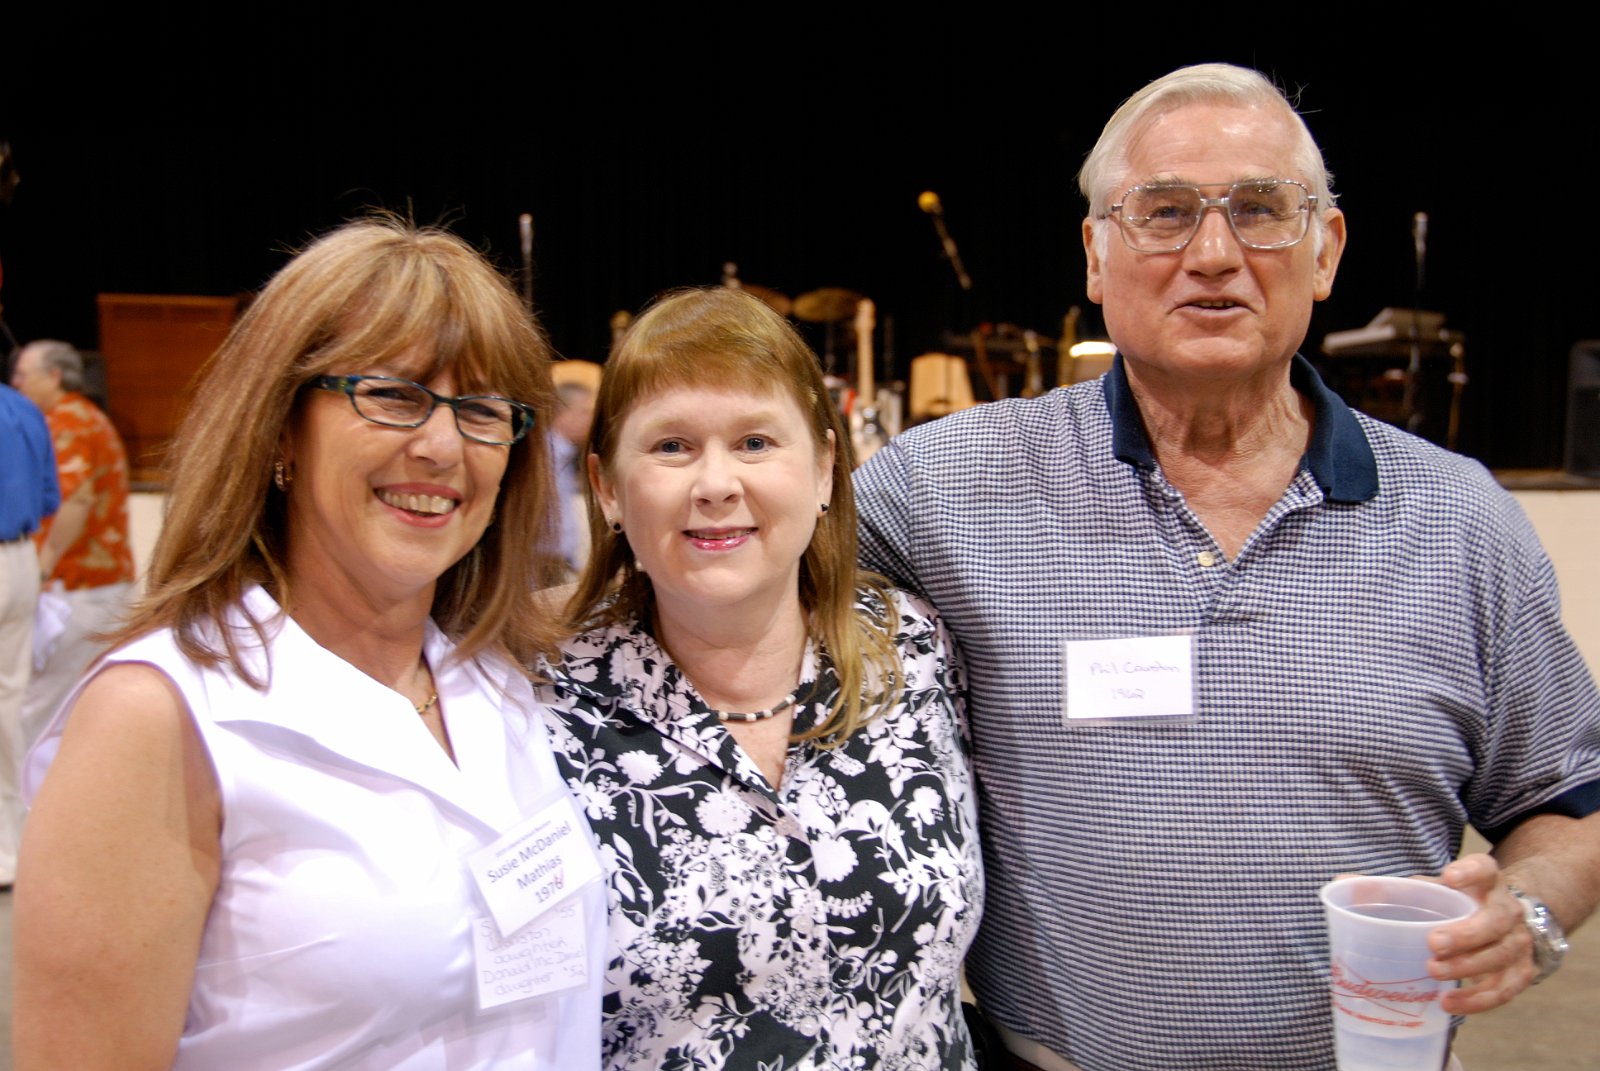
[3,15,1593,468]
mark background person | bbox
[540,287,982,1070]
[17,219,606,1070]
[0,381,57,890]
[544,378,597,579]
[10,339,137,751]
[853,63,1600,1071]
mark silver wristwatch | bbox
[1507,884,1569,984]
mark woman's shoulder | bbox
[105,624,187,664]
[538,615,663,711]
[23,646,216,808]
[548,615,643,672]
[855,582,945,646]
[72,624,213,713]
[120,585,287,685]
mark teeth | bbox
[1194,301,1236,308]
[378,490,457,515]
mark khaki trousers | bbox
[0,538,41,883]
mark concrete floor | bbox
[3,490,1597,1068]
[1451,827,1600,1069]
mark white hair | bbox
[25,339,86,392]
[1079,63,1336,258]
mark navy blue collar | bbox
[1105,353,1379,504]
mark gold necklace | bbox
[415,692,439,716]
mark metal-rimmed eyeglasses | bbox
[311,375,535,445]
[1106,179,1318,253]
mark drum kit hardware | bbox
[692,193,1108,450]
[791,287,864,325]
[598,261,1103,465]
[587,199,1112,469]
[709,275,1105,462]
[739,284,792,318]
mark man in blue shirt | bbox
[854,63,1600,1071]
[1,380,59,887]
[544,380,596,580]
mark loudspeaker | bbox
[1567,341,1600,478]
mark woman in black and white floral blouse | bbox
[538,287,983,1071]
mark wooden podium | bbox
[96,293,238,482]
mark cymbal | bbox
[739,283,792,318]
[792,287,863,324]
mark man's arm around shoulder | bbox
[853,440,922,594]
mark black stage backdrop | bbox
[2,12,1594,469]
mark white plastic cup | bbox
[1319,875,1478,1071]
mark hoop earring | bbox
[273,459,293,491]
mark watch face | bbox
[1512,889,1568,981]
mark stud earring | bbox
[609,520,623,534]
[818,502,829,515]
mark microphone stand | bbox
[1402,212,1427,433]
[518,213,534,314]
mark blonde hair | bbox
[117,216,562,683]
[567,287,901,744]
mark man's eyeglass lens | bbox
[1113,181,1313,252]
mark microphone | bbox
[918,190,972,291]
[518,213,534,311]
[1412,211,1428,294]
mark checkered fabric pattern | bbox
[853,356,1600,1071]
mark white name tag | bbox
[467,792,602,940]
[473,901,589,1009]
[1063,634,1197,724]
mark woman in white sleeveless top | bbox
[16,219,607,1070]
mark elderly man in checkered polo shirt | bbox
[854,63,1600,1071]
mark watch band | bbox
[1507,883,1569,984]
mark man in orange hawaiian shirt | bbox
[11,340,135,748]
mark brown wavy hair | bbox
[115,216,562,684]
[566,286,901,744]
